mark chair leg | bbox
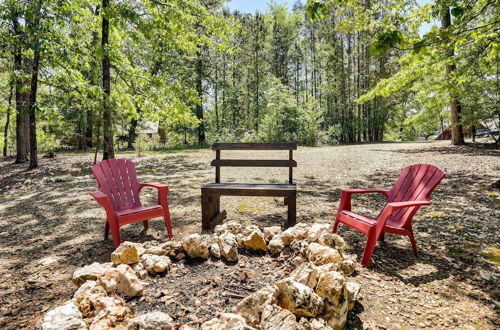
[110,222,122,249]
[143,220,149,229]
[104,221,110,240]
[332,217,340,233]
[378,232,385,242]
[163,207,173,240]
[361,230,378,266]
[408,230,418,257]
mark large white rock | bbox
[317,233,347,253]
[263,226,282,242]
[268,235,285,254]
[339,258,356,276]
[242,229,268,251]
[72,262,113,286]
[306,243,342,266]
[260,304,304,330]
[98,264,144,298]
[306,223,330,242]
[210,243,221,259]
[182,234,210,259]
[41,302,86,330]
[346,281,361,311]
[307,318,334,330]
[73,280,108,318]
[214,221,243,235]
[315,271,345,305]
[89,306,131,330]
[322,299,348,330]
[288,262,318,289]
[201,313,253,329]
[219,231,239,262]
[141,254,171,274]
[236,285,278,326]
[161,241,184,258]
[128,312,173,329]
[111,242,144,265]
[276,280,324,317]
[281,223,309,246]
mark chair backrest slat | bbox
[92,159,142,211]
[387,164,445,227]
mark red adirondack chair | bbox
[333,164,445,266]
[90,159,173,248]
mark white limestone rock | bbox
[128,312,173,329]
[89,306,131,330]
[98,264,144,299]
[219,231,239,262]
[243,229,268,251]
[276,280,324,318]
[263,226,282,242]
[288,262,318,289]
[306,223,330,242]
[141,254,171,274]
[72,262,113,286]
[236,285,278,326]
[182,234,210,259]
[41,302,86,330]
[315,271,346,305]
[268,235,285,254]
[281,223,309,246]
[201,313,253,329]
[210,243,221,259]
[306,242,342,266]
[346,281,361,311]
[111,242,145,265]
[214,221,243,235]
[260,304,305,330]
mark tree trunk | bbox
[102,0,114,160]
[441,6,465,145]
[28,42,41,169]
[127,118,138,150]
[196,47,205,146]
[85,110,93,148]
[12,16,30,164]
[3,84,13,157]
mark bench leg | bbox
[201,193,211,230]
[286,193,296,229]
[202,194,221,231]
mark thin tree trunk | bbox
[441,6,465,145]
[28,42,41,169]
[102,0,114,160]
[12,16,30,164]
[196,47,205,146]
[3,84,13,157]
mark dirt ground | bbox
[0,140,498,329]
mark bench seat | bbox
[202,183,296,197]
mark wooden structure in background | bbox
[201,143,297,230]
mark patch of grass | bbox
[479,247,500,266]
[137,168,161,174]
[426,211,445,218]
[447,246,465,254]
[235,201,264,213]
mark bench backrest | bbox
[211,142,298,184]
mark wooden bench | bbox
[201,142,297,230]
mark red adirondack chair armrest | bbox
[139,182,170,205]
[373,200,431,237]
[339,189,390,211]
[386,200,431,211]
[89,190,117,218]
[89,190,111,205]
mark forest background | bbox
[0,0,498,168]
